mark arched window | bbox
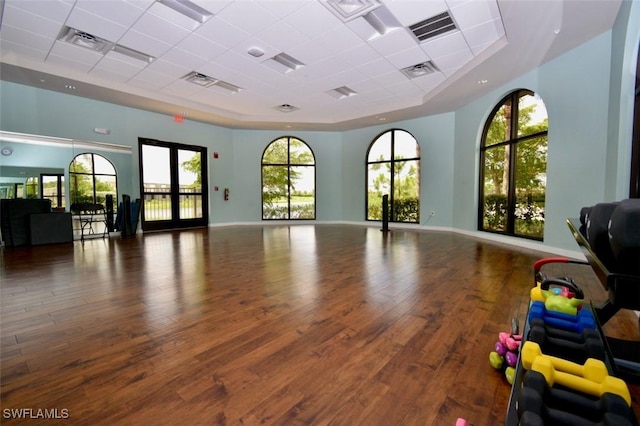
[479,89,548,240]
[262,137,315,219]
[69,153,117,206]
[366,129,420,223]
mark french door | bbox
[139,138,208,231]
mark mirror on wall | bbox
[0,131,132,209]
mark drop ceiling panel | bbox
[421,31,469,58]
[128,10,191,46]
[284,1,343,39]
[66,7,130,42]
[4,0,73,24]
[74,0,147,32]
[0,0,624,130]
[118,29,172,58]
[384,0,449,27]
[2,4,64,40]
[255,21,311,53]
[0,25,53,56]
[451,0,501,31]
[385,45,430,69]
[48,41,104,67]
[368,28,418,57]
[215,0,278,35]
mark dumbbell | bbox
[517,387,633,426]
[521,342,631,405]
[521,370,632,421]
[528,324,605,363]
[529,317,601,344]
[528,301,596,333]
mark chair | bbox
[70,203,108,241]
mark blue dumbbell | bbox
[528,301,596,333]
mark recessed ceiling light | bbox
[65,84,76,90]
[274,104,299,113]
[157,0,213,23]
[478,79,488,85]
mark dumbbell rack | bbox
[567,217,640,382]
[503,245,639,424]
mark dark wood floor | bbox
[1,225,639,425]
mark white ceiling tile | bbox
[102,51,148,71]
[128,69,176,90]
[371,70,408,87]
[5,0,73,24]
[45,52,97,73]
[215,0,278,35]
[48,40,104,67]
[461,18,504,49]
[0,24,55,54]
[286,39,333,66]
[124,0,156,10]
[387,80,424,98]
[254,0,313,19]
[66,6,129,42]
[0,39,49,62]
[160,79,202,97]
[129,10,191,46]
[2,4,64,39]
[368,28,417,57]
[283,1,342,39]
[195,16,250,48]
[159,47,208,70]
[384,0,449,27]
[385,45,429,69]
[312,24,364,56]
[118,29,172,57]
[333,43,381,69]
[145,58,191,78]
[196,59,242,82]
[421,31,468,58]
[90,65,136,82]
[432,48,473,73]
[355,58,397,79]
[411,71,446,91]
[450,0,500,31]
[75,0,146,31]
[174,33,227,60]
[254,21,311,53]
[147,2,203,31]
[444,0,472,9]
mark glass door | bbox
[139,138,208,231]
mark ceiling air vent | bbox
[182,72,241,93]
[58,26,113,53]
[323,0,381,21]
[401,61,440,79]
[409,11,457,42]
[183,71,218,87]
[264,52,306,74]
[274,104,299,113]
[326,86,358,99]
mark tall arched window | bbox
[366,129,420,223]
[69,153,117,206]
[479,89,548,240]
[262,137,315,220]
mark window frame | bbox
[365,128,421,223]
[69,152,118,206]
[261,136,316,220]
[478,89,548,240]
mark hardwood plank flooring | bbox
[1,225,639,425]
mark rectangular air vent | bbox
[401,61,440,79]
[182,72,241,93]
[409,11,457,42]
[58,26,113,53]
[263,53,306,74]
[326,86,358,99]
[323,0,381,21]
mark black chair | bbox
[70,202,108,241]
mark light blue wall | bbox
[1,1,638,253]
